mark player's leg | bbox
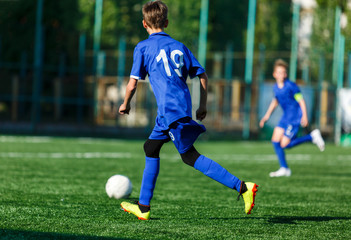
[121,138,166,220]
[170,118,258,214]
[181,146,241,190]
[284,134,312,149]
[139,139,166,206]
[180,146,258,214]
[284,129,324,151]
[280,135,292,148]
[270,127,291,177]
[283,123,313,149]
[271,126,288,168]
[310,129,325,151]
[171,118,241,191]
[121,123,170,220]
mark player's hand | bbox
[300,115,308,127]
[119,103,130,115]
[196,106,207,121]
[259,115,269,128]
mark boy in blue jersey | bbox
[259,59,325,177]
[118,0,258,220]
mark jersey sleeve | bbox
[185,47,205,79]
[130,44,147,80]
[290,81,303,102]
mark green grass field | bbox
[0,135,350,239]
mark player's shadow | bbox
[164,217,262,221]
[321,172,351,178]
[267,216,351,224]
[0,229,136,240]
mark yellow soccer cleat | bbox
[120,201,150,220]
[241,182,258,214]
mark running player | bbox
[118,0,258,220]
[260,59,325,177]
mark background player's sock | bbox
[194,155,242,192]
[272,141,288,168]
[284,135,312,149]
[139,157,159,206]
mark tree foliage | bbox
[0,0,349,74]
[256,0,292,51]
[316,0,347,9]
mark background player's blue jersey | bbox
[273,79,302,125]
[130,32,205,130]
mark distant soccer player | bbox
[118,0,258,220]
[259,59,325,177]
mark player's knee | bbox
[280,142,288,148]
[180,146,201,167]
[143,139,164,158]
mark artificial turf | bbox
[0,135,350,239]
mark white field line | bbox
[336,155,351,161]
[163,153,312,162]
[0,151,348,163]
[0,136,130,145]
[0,152,132,159]
[0,136,52,143]
[0,152,308,161]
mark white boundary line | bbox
[0,152,132,159]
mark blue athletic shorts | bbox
[149,117,206,154]
[277,120,299,139]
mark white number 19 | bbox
[156,49,184,77]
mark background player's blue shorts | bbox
[149,117,206,154]
[277,120,300,139]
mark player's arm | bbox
[196,72,208,121]
[295,93,309,127]
[259,98,278,128]
[119,78,138,115]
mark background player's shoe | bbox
[121,201,150,220]
[269,167,291,177]
[311,129,325,152]
[241,182,258,214]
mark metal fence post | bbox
[224,43,233,121]
[243,0,256,139]
[93,0,103,124]
[335,34,345,145]
[193,0,209,118]
[315,52,325,129]
[289,3,300,82]
[258,43,265,84]
[332,6,341,85]
[77,33,86,123]
[31,0,44,131]
[117,35,126,90]
[348,52,351,88]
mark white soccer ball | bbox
[105,175,133,199]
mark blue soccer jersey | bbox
[273,79,302,125]
[130,32,205,130]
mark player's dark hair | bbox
[274,59,288,71]
[142,0,168,29]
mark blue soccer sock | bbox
[272,141,288,168]
[284,135,312,149]
[194,155,242,192]
[139,157,160,206]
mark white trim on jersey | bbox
[130,75,142,80]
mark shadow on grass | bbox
[322,172,351,177]
[0,229,136,240]
[267,216,351,224]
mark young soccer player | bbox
[118,0,258,220]
[259,59,325,177]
